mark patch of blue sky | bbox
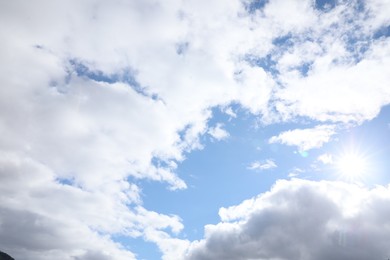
[323,105,390,185]
[141,103,390,252]
[55,177,75,186]
[141,105,321,239]
[373,25,390,39]
[112,235,161,260]
[176,123,194,143]
[133,103,390,260]
[151,157,174,169]
[314,0,336,11]
[244,54,278,76]
[272,34,293,48]
[335,28,371,63]
[244,0,269,13]
[69,59,161,100]
[355,0,367,12]
[285,106,390,186]
[69,59,139,84]
[299,62,313,77]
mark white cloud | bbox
[208,123,230,141]
[318,153,334,165]
[247,159,277,171]
[223,107,237,118]
[143,229,190,260]
[184,179,390,260]
[269,1,390,123]
[0,154,137,260]
[0,0,275,257]
[288,167,305,178]
[263,0,317,33]
[1,0,390,259]
[365,0,390,29]
[269,125,336,151]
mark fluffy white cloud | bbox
[184,179,390,260]
[0,0,274,258]
[1,0,390,259]
[208,123,230,141]
[269,125,336,151]
[318,153,334,165]
[0,153,187,259]
[247,159,277,171]
[275,40,390,122]
[269,1,390,123]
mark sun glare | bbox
[336,151,368,181]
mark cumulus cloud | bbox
[208,123,230,141]
[0,152,187,259]
[1,0,390,258]
[269,125,336,151]
[247,159,277,171]
[0,0,275,257]
[269,1,390,123]
[184,179,390,260]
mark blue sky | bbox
[137,104,390,259]
[0,0,390,260]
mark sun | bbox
[336,150,368,181]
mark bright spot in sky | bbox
[336,150,368,181]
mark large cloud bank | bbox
[0,0,389,259]
[185,179,390,260]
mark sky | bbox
[0,0,389,259]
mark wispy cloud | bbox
[269,125,336,151]
[224,106,237,118]
[208,123,230,141]
[288,167,305,178]
[247,159,277,171]
[318,153,334,164]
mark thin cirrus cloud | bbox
[247,159,277,171]
[0,0,389,259]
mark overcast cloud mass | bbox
[0,0,389,259]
